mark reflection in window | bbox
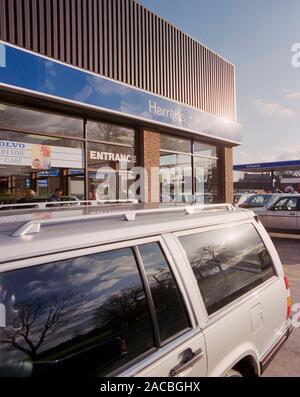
[87,121,135,146]
[0,248,155,377]
[194,142,217,158]
[180,224,276,315]
[0,103,83,137]
[87,142,136,201]
[160,134,218,204]
[160,153,193,203]
[160,134,191,153]
[0,130,83,149]
[0,130,84,204]
[194,157,218,204]
[139,243,190,342]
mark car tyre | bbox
[224,369,243,377]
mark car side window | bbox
[138,243,191,343]
[0,248,155,377]
[179,223,276,315]
[273,197,298,212]
[250,195,270,205]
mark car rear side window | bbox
[0,248,155,377]
[273,197,298,211]
[179,223,276,315]
[138,243,191,343]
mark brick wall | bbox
[217,146,234,204]
[224,147,234,203]
[141,130,161,203]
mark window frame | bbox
[173,220,278,322]
[0,235,195,377]
[159,133,219,204]
[136,242,193,347]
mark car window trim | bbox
[132,246,161,348]
[135,243,193,347]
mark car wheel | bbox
[224,369,243,377]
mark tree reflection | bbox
[92,122,133,145]
[189,244,235,278]
[0,291,83,360]
[95,286,147,331]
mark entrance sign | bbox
[90,150,135,163]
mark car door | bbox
[127,238,207,377]
[265,197,298,230]
[175,222,283,376]
[0,239,207,378]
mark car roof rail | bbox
[10,203,236,237]
[0,199,139,211]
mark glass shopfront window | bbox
[87,121,135,146]
[0,130,85,204]
[160,134,219,204]
[0,103,85,205]
[160,152,193,203]
[87,121,136,201]
[0,103,138,206]
[194,142,217,158]
[194,157,218,203]
[0,102,221,207]
[160,134,191,153]
[0,103,83,138]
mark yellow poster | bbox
[31,145,51,170]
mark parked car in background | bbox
[239,194,280,211]
[257,194,300,233]
[0,203,293,377]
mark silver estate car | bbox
[0,203,293,377]
[257,194,300,233]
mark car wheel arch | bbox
[209,347,261,377]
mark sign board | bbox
[0,140,84,169]
[0,42,242,145]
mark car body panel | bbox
[0,205,292,377]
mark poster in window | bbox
[31,145,51,170]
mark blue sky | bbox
[140,0,300,165]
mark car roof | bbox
[0,204,255,265]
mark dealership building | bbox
[0,0,241,204]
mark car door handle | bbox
[170,349,204,377]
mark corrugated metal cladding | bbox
[0,0,236,121]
